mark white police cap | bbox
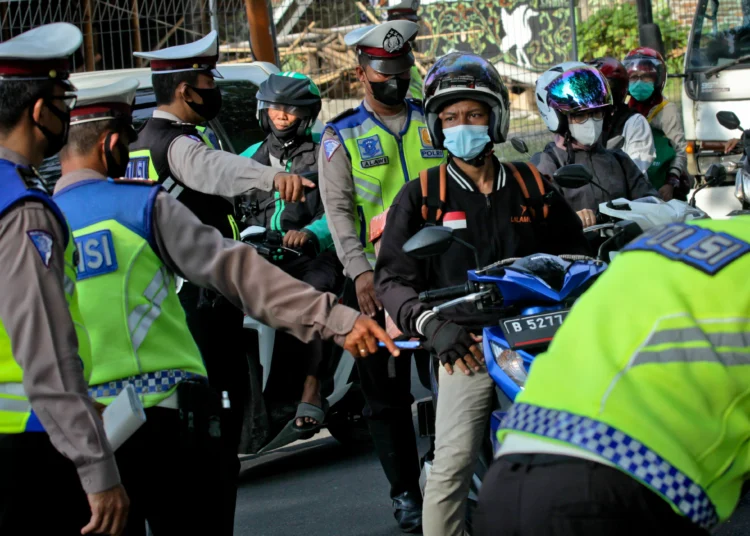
[134,30,222,78]
[0,23,82,83]
[345,21,418,75]
[70,78,140,141]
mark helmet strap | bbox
[461,142,494,168]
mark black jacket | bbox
[374,157,590,337]
[241,135,332,251]
[532,141,658,213]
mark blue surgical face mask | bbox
[442,124,491,161]
[629,80,655,102]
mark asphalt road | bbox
[232,362,750,536]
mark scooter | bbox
[402,217,612,534]
[237,225,370,454]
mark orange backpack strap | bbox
[420,163,448,224]
[505,161,550,221]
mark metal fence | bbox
[0,0,701,160]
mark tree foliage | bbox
[577,3,689,73]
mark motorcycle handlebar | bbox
[419,283,470,303]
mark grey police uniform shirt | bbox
[318,100,408,281]
[648,101,688,178]
[0,148,119,495]
[154,110,278,197]
[54,170,361,347]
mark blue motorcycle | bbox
[398,199,626,532]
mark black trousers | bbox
[354,305,431,499]
[180,283,247,536]
[0,433,90,534]
[475,454,710,536]
[279,250,344,377]
[118,407,224,536]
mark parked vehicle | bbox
[681,0,750,216]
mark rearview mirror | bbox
[402,226,454,258]
[716,111,742,131]
[706,163,727,186]
[553,164,594,189]
[510,137,529,155]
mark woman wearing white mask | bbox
[531,65,658,228]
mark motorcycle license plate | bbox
[500,309,570,349]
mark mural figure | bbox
[500,5,540,69]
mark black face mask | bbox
[104,132,130,178]
[186,85,222,121]
[269,119,300,142]
[369,76,410,106]
[31,99,70,158]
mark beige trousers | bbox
[422,365,494,536]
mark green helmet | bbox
[256,71,321,138]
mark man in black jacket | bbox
[241,72,343,432]
[375,53,590,536]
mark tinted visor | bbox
[545,67,612,114]
[258,101,312,117]
[424,53,505,100]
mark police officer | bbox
[476,217,750,535]
[54,79,399,535]
[384,0,423,99]
[0,24,128,536]
[127,32,314,529]
[319,20,444,532]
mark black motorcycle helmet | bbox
[256,72,322,139]
[423,52,510,150]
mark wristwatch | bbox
[667,175,681,188]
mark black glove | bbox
[422,315,475,366]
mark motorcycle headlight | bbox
[735,169,750,204]
[491,342,528,388]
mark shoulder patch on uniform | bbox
[328,107,358,124]
[27,230,54,268]
[323,139,341,161]
[622,223,750,275]
[184,134,203,143]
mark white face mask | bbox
[569,118,604,147]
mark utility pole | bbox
[568,0,578,61]
[244,0,279,66]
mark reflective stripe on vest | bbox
[54,179,207,409]
[327,101,445,261]
[88,369,203,399]
[501,403,719,529]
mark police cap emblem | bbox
[383,29,405,54]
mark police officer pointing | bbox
[54,79,399,535]
[0,24,128,536]
[319,19,444,532]
[127,33,313,527]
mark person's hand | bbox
[81,484,129,536]
[354,271,382,317]
[273,173,316,203]
[725,138,740,153]
[342,314,400,358]
[92,401,106,420]
[422,317,484,376]
[659,182,675,201]
[576,208,596,228]
[282,230,311,249]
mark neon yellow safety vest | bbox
[326,100,445,266]
[54,177,207,408]
[0,160,91,433]
[498,217,750,529]
[409,65,423,100]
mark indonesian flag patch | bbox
[442,211,467,230]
